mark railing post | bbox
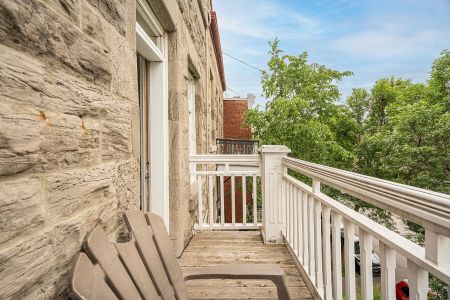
[260,145,291,244]
[424,229,450,300]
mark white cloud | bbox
[214,0,450,105]
[331,28,442,59]
[214,0,322,40]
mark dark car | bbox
[340,230,381,275]
[353,236,381,275]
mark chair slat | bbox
[146,213,190,300]
[115,241,160,299]
[84,226,141,299]
[71,253,119,300]
[125,211,176,300]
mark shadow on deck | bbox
[178,231,314,299]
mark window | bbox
[188,75,196,183]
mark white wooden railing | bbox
[281,156,450,300]
[190,154,262,230]
[190,146,450,300]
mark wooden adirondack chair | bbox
[70,211,291,299]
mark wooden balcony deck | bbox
[178,231,313,299]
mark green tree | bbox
[246,40,450,299]
[246,38,355,169]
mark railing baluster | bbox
[231,175,236,225]
[407,260,428,300]
[297,187,303,261]
[301,190,309,272]
[308,192,316,283]
[270,173,274,223]
[282,178,286,236]
[313,196,324,294]
[286,181,290,241]
[197,175,202,228]
[292,185,297,251]
[332,212,343,300]
[380,242,396,300]
[278,170,282,224]
[289,182,294,245]
[208,175,213,226]
[220,175,224,225]
[294,187,300,257]
[344,220,356,300]
[359,230,373,300]
[242,175,247,225]
[253,175,257,225]
[322,205,332,300]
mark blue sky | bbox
[214,0,450,106]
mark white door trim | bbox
[136,20,169,229]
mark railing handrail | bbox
[283,157,450,236]
[190,154,260,164]
[217,138,260,142]
[283,174,450,285]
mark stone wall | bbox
[167,0,224,256]
[0,0,139,298]
[0,0,224,297]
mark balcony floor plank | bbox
[178,231,314,299]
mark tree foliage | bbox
[246,41,449,194]
[246,41,450,298]
[247,38,356,169]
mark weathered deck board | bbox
[178,231,314,299]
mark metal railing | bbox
[216,138,259,155]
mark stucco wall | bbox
[0,0,140,298]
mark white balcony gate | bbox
[190,154,262,230]
[190,145,450,300]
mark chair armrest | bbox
[183,264,291,299]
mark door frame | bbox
[136,1,169,229]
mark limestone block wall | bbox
[0,0,225,296]
[0,0,139,298]
[168,0,225,256]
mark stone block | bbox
[46,163,116,222]
[0,45,130,123]
[130,103,141,159]
[108,28,138,101]
[0,178,46,244]
[169,91,182,121]
[125,0,136,49]
[114,159,140,212]
[0,0,111,87]
[43,0,80,24]
[101,120,131,160]
[0,234,55,299]
[81,0,108,47]
[87,0,127,37]
[0,101,101,176]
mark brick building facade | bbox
[223,95,254,139]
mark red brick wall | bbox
[223,100,252,139]
[223,177,252,223]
